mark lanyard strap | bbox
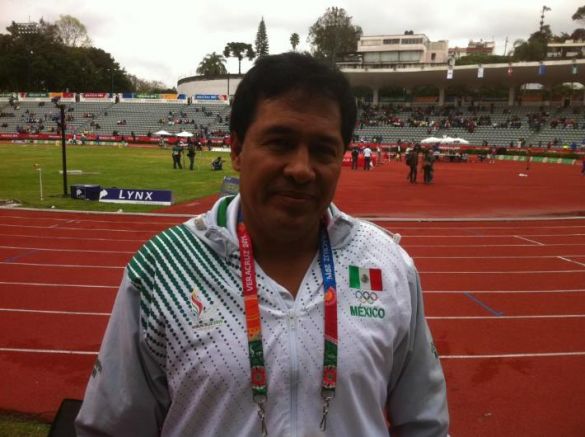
[236,218,338,435]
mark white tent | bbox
[153,130,172,136]
[422,135,469,145]
[176,131,194,137]
[421,137,443,144]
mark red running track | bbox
[1,160,585,435]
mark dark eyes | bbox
[262,137,340,162]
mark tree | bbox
[572,5,585,22]
[255,18,269,58]
[223,42,255,74]
[196,52,227,76]
[55,15,92,47]
[290,32,300,51]
[308,7,362,65]
[511,27,551,61]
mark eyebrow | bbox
[260,125,341,145]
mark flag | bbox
[349,266,383,291]
[477,66,484,78]
[447,68,453,80]
[538,63,546,76]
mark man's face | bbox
[231,91,345,241]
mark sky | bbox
[1,0,582,88]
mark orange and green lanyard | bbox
[236,217,339,436]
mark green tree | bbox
[308,7,362,65]
[255,17,269,58]
[55,15,92,47]
[0,18,134,92]
[290,32,300,51]
[196,52,227,76]
[223,42,255,74]
[512,26,551,61]
[455,54,512,66]
[572,5,585,22]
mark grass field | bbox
[0,142,236,433]
[0,142,235,212]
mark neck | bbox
[247,220,320,263]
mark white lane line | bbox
[440,351,585,359]
[425,289,585,294]
[0,233,144,242]
[0,245,134,254]
[403,234,585,238]
[0,347,97,355]
[0,261,123,269]
[558,256,585,268]
[0,281,116,289]
[427,314,585,320]
[364,216,585,222]
[0,223,160,234]
[3,348,584,359]
[405,243,585,247]
[420,270,585,274]
[0,308,110,316]
[414,255,585,259]
[514,235,545,245]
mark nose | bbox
[283,144,315,184]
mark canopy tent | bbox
[153,130,172,136]
[176,131,194,137]
[420,137,443,144]
[421,135,469,145]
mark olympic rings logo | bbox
[354,290,379,305]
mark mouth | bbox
[270,190,317,207]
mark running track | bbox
[1,209,584,435]
[1,157,585,435]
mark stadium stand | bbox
[1,99,583,150]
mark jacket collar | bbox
[186,194,356,258]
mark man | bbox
[172,142,183,169]
[350,146,359,170]
[76,53,448,436]
[363,144,372,170]
[407,146,419,183]
[187,139,196,170]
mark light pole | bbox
[107,68,114,95]
[52,97,68,196]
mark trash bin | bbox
[71,184,101,200]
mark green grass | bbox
[0,143,236,212]
[0,413,50,437]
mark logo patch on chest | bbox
[190,288,224,330]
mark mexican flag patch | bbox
[349,266,383,291]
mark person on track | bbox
[75,52,449,437]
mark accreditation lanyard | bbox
[236,218,339,436]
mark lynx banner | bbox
[98,188,173,205]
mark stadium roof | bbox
[340,59,585,90]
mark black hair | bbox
[229,52,356,147]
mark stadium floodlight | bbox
[52,98,69,196]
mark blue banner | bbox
[195,94,220,100]
[99,188,173,205]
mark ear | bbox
[230,132,242,172]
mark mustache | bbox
[267,186,319,199]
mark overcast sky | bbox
[1,0,582,88]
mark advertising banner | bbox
[160,94,178,100]
[99,188,173,205]
[134,94,160,99]
[195,94,220,100]
[83,92,109,99]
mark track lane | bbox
[442,356,585,436]
[430,317,585,356]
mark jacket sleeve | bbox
[387,268,450,436]
[75,271,170,437]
